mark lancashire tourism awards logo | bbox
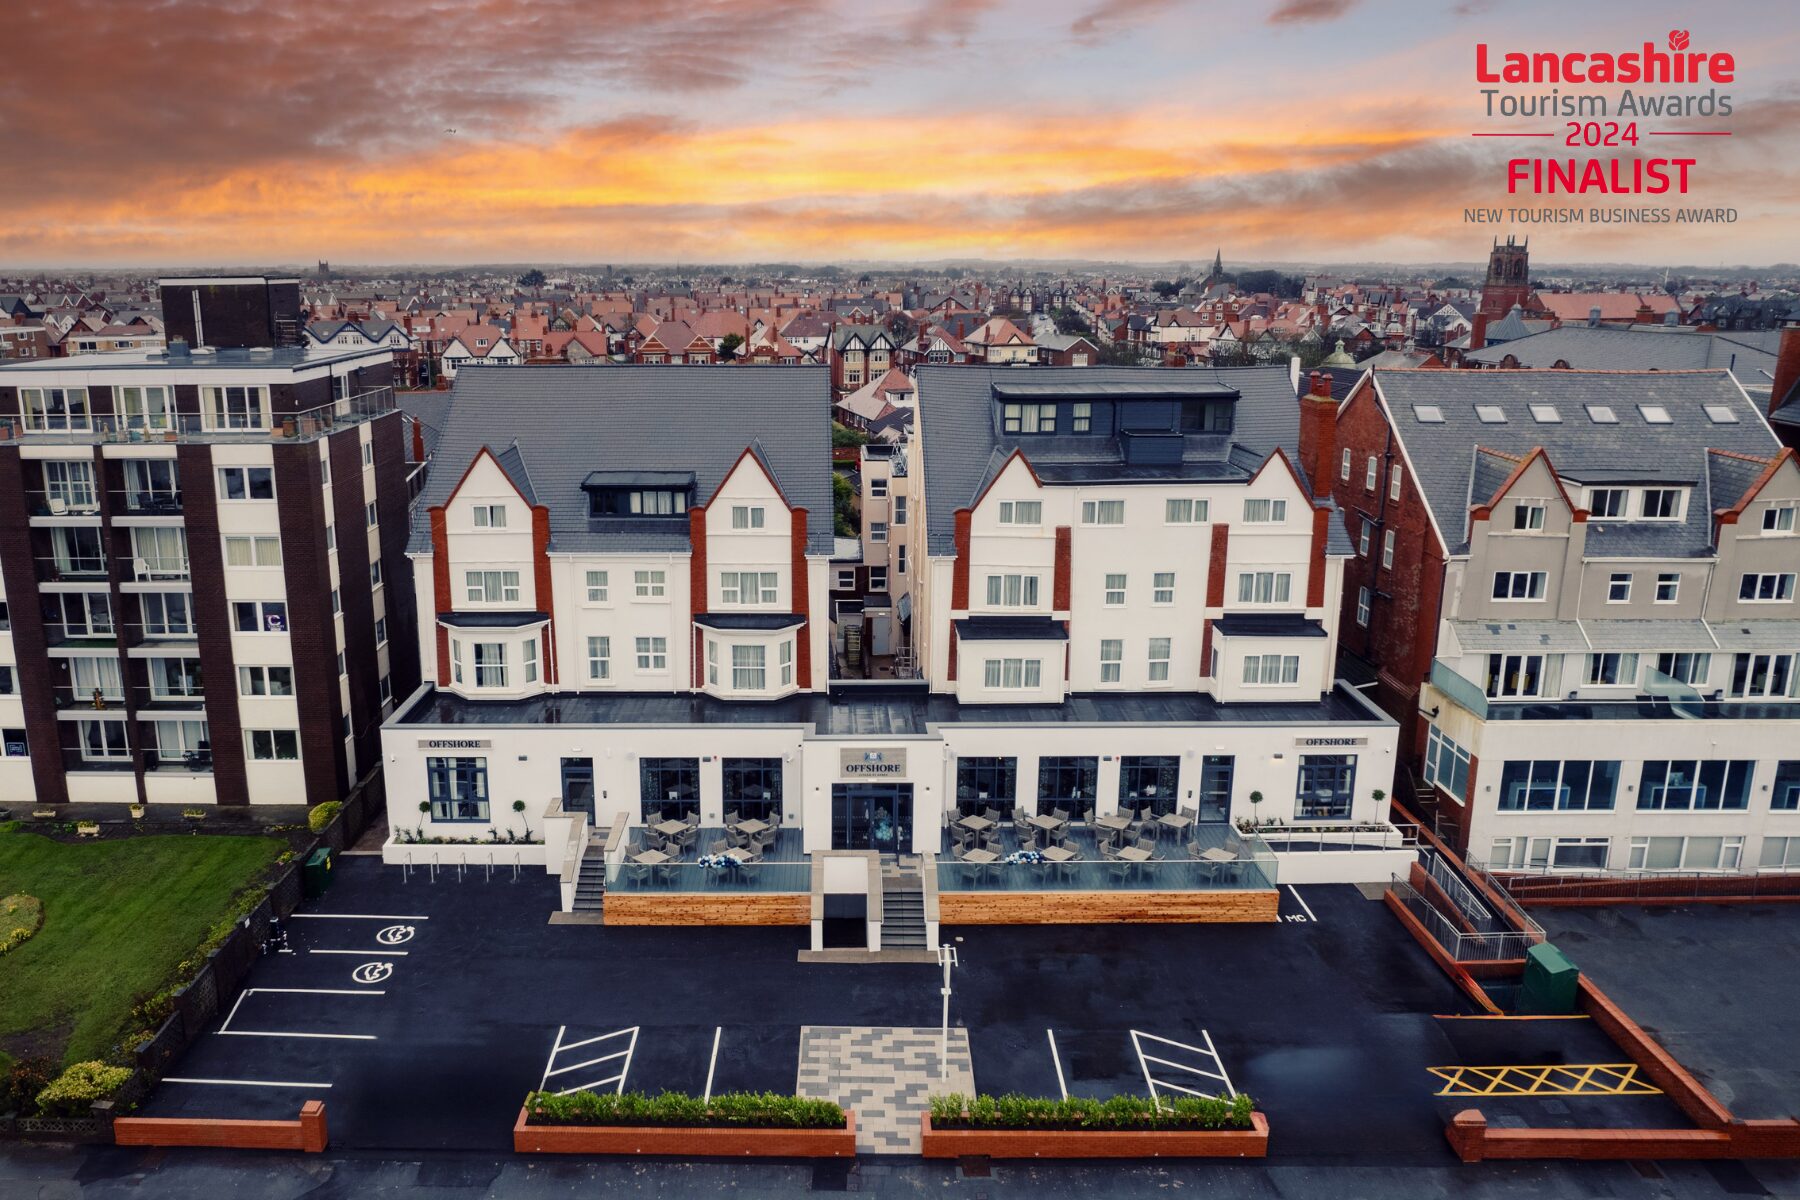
[1466,29,1738,229]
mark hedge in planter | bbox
[35,1061,133,1118]
[928,1091,1255,1131]
[525,1089,845,1129]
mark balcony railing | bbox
[128,556,191,582]
[1428,658,1489,720]
[53,685,126,710]
[0,386,396,445]
[603,859,810,893]
[60,748,134,773]
[113,490,185,516]
[36,555,109,582]
[937,853,1276,893]
[26,492,102,518]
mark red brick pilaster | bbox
[951,509,972,610]
[1307,504,1330,608]
[1199,618,1214,678]
[946,625,958,682]
[1052,525,1071,611]
[791,506,812,689]
[1205,524,1229,607]
[689,506,707,689]
[429,505,451,684]
[532,504,556,685]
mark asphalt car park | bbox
[138,855,1745,1159]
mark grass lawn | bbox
[0,823,283,1068]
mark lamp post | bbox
[936,937,963,1081]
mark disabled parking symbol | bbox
[376,924,416,946]
[352,961,394,986]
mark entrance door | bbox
[560,758,596,824]
[1198,755,1233,824]
[870,614,892,657]
[831,783,913,853]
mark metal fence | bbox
[1486,865,1800,905]
[1389,877,1536,962]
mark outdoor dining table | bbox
[1093,813,1132,835]
[1198,847,1236,863]
[651,819,688,839]
[963,847,999,864]
[721,847,752,864]
[1041,845,1077,862]
[1117,845,1153,863]
[631,848,670,866]
[1027,813,1064,834]
[958,814,996,833]
[1157,812,1194,838]
[735,818,771,837]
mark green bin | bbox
[1518,942,1579,1014]
[302,847,335,899]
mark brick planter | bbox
[919,1110,1268,1159]
[512,1106,857,1157]
[113,1099,327,1152]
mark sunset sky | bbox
[4,0,1795,268]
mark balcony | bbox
[0,386,396,446]
[53,685,126,711]
[36,555,109,584]
[26,492,102,519]
[113,489,184,517]
[935,822,1278,893]
[60,748,134,773]
[1430,660,1800,723]
[128,556,191,582]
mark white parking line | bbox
[538,1026,566,1092]
[1287,885,1319,923]
[703,1027,722,1103]
[538,1026,640,1096]
[547,1050,630,1078]
[217,987,383,1041]
[308,949,409,956]
[218,1030,377,1041]
[1131,1029,1237,1106]
[248,988,387,996]
[1046,1030,1068,1100]
[163,1077,332,1089]
[289,913,431,921]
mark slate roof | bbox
[408,365,834,556]
[1464,325,1778,382]
[1372,369,1781,557]
[916,364,1311,556]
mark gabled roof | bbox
[1371,369,1781,558]
[409,366,834,557]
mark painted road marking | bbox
[217,987,383,1042]
[1286,886,1318,923]
[289,913,430,921]
[351,962,395,985]
[539,1027,639,1096]
[163,1077,332,1090]
[1131,1029,1237,1105]
[1046,1030,1068,1100]
[1429,1063,1662,1097]
[703,1026,722,1103]
[309,949,409,956]
[376,925,416,945]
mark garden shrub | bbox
[0,1057,55,1115]
[306,802,343,834]
[524,1089,845,1129]
[0,893,43,954]
[926,1091,1254,1131]
[35,1061,133,1117]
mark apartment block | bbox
[0,279,418,808]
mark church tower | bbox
[1479,236,1529,320]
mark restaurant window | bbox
[1730,652,1796,699]
[640,757,700,821]
[1296,754,1356,820]
[721,757,782,821]
[427,757,489,821]
[1774,761,1800,811]
[955,757,1017,815]
[1629,835,1742,873]
[1037,756,1098,819]
[1119,755,1180,816]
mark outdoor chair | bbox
[676,826,699,852]
[684,811,701,828]
[982,806,1002,824]
[1098,839,1120,860]
[768,810,783,829]
[1108,858,1133,884]
[725,809,742,829]
[1179,806,1199,823]
[1187,841,1207,860]
[1135,836,1157,856]
[737,842,762,864]
[728,828,752,851]
[1052,807,1072,824]
[707,839,730,855]
[953,843,971,862]
[754,828,778,853]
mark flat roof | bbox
[390,682,1393,735]
[0,344,390,374]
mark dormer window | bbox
[583,471,694,518]
[1639,488,1682,521]
[1587,488,1627,518]
[1003,403,1055,434]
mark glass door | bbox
[1198,755,1234,823]
[561,758,595,823]
[831,784,912,853]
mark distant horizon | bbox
[5,0,1795,266]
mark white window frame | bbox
[869,521,888,543]
[1356,586,1370,626]
[1389,465,1403,501]
[1236,571,1293,605]
[1763,504,1797,535]
[587,636,611,681]
[635,636,668,672]
[217,466,275,502]
[1740,573,1796,603]
[1638,488,1683,522]
[1242,498,1287,524]
[1381,529,1395,569]
[1512,503,1545,532]
[1081,499,1125,526]
[1241,653,1301,686]
[998,500,1042,526]
[1491,571,1548,602]
[1606,572,1632,604]
[982,657,1043,690]
[984,573,1040,608]
[584,570,609,603]
[472,504,507,528]
[1654,572,1680,604]
[731,505,766,530]
[245,728,301,761]
[1152,572,1175,605]
[731,643,766,690]
[1364,456,1378,491]
[1586,651,1639,687]
[223,535,282,569]
[464,570,521,605]
[1339,448,1352,482]
[1164,498,1210,524]
[634,569,667,599]
[1147,637,1171,683]
[1099,639,1122,683]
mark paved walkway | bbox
[796,1025,974,1154]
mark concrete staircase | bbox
[881,864,926,951]
[573,855,606,913]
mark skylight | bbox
[1529,404,1562,423]
[1704,404,1740,424]
[1586,404,1618,424]
[1639,404,1673,425]
[1412,404,1444,423]
[1475,405,1508,424]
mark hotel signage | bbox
[419,738,491,750]
[1294,736,1367,748]
[841,748,907,776]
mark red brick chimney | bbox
[1771,326,1800,422]
[1297,370,1337,500]
[1469,312,1488,352]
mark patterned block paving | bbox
[797,1026,974,1154]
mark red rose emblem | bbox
[1668,29,1690,50]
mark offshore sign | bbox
[841,748,908,776]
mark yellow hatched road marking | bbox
[1428,1063,1662,1097]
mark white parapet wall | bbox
[1268,846,1418,885]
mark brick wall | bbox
[790,507,812,688]
[371,412,421,701]
[178,443,250,805]
[274,442,347,803]
[115,1099,327,1152]
[0,446,65,803]
[329,430,381,779]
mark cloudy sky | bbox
[3,0,1795,267]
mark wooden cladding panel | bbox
[603,893,809,926]
[939,889,1277,925]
